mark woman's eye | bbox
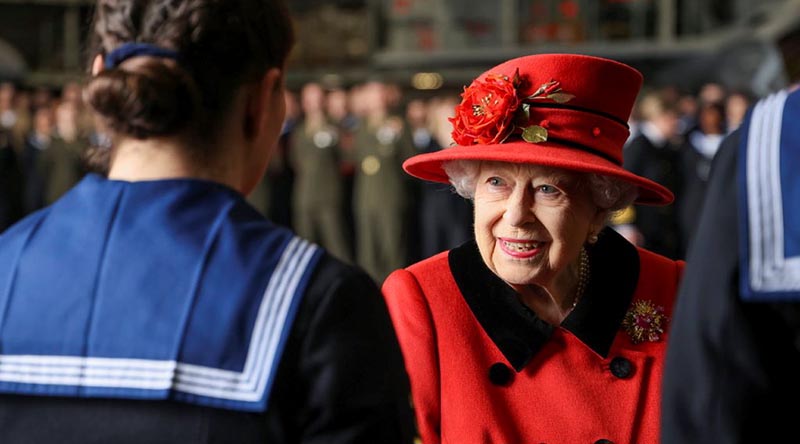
[536,184,559,195]
[487,177,504,186]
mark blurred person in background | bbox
[662,84,800,444]
[36,98,91,206]
[61,80,97,138]
[352,80,416,282]
[621,89,684,259]
[676,93,699,136]
[326,85,358,252]
[0,82,17,136]
[415,96,472,260]
[698,81,726,105]
[0,1,414,442]
[31,86,54,112]
[271,89,299,228]
[0,82,31,152]
[0,84,25,229]
[22,102,89,213]
[247,89,298,228]
[326,86,358,174]
[383,54,684,444]
[21,106,55,213]
[0,128,23,232]
[289,82,352,262]
[347,82,369,120]
[326,87,358,140]
[678,101,726,252]
[403,97,431,262]
[11,90,33,151]
[405,98,430,153]
[725,90,752,132]
[383,81,404,115]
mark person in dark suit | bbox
[662,87,800,443]
[0,1,414,443]
[623,90,685,259]
[414,96,472,260]
[21,106,55,214]
[677,101,726,252]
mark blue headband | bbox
[104,43,181,69]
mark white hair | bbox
[442,159,638,214]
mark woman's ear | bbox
[238,68,285,195]
[244,67,284,141]
[589,209,610,242]
[91,54,104,76]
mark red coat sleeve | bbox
[383,269,441,444]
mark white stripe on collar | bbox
[745,90,800,292]
[0,236,318,405]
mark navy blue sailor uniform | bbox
[662,87,800,443]
[0,174,414,444]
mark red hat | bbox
[403,53,674,205]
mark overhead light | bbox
[412,72,444,90]
[321,73,342,88]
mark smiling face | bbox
[473,162,605,294]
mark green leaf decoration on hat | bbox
[527,80,558,99]
[514,103,531,126]
[522,125,548,143]
[527,80,574,104]
[547,92,576,104]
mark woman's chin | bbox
[495,265,544,289]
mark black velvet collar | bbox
[448,227,640,371]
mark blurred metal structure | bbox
[369,0,800,95]
[0,0,92,85]
[0,37,27,80]
[0,0,799,96]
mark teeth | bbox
[503,240,539,252]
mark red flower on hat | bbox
[450,69,576,146]
[450,72,521,145]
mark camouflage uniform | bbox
[352,115,416,281]
[290,118,351,262]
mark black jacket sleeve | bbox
[661,130,800,443]
[264,253,416,444]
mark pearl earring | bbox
[588,233,599,244]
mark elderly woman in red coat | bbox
[382,53,684,444]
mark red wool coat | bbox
[383,231,683,444]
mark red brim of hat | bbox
[403,141,674,206]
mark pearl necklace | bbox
[571,247,590,310]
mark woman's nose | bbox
[503,187,535,227]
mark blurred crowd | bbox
[618,82,753,260]
[0,77,754,280]
[0,81,98,233]
[248,80,473,282]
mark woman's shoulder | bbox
[636,247,685,278]
[633,246,685,314]
[383,250,454,298]
[406,250,452,274]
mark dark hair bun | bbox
[84,61,200,139]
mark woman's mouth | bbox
[498,238,542,259]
